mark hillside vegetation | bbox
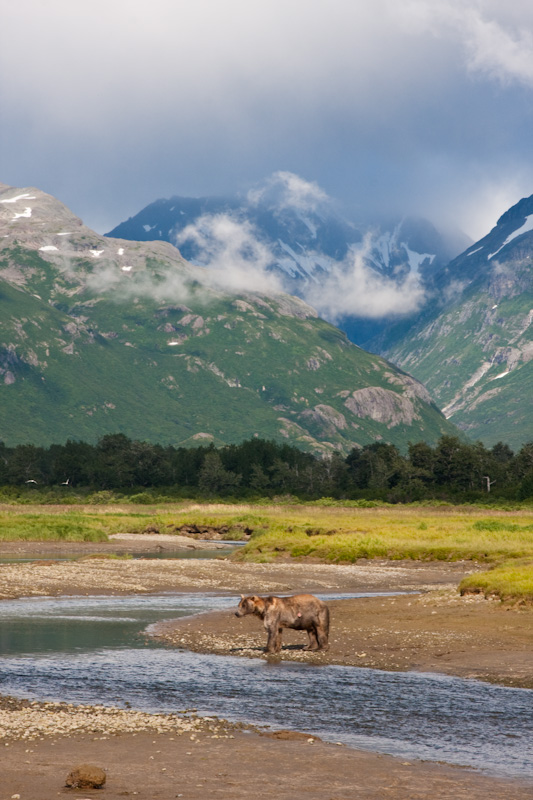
[0,184,458,452]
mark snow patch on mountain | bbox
[277,240,332,280]
[0,193,36,204]
[296,212,318,238]
[13,207,32,219]
[404,245,435,273]
[366,227,435,276]
[488,214,533,260]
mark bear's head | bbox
[235,594,263,617]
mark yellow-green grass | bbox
[1,503,533,570]
[236,524,533,563]
[460,560,533,604]
[0,511,144,542]
[229,507,533,564]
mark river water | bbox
[0,592,532,778]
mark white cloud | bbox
[248,171,330,213]
[175,214,282,294]
[305,234,426,321]
[403,0,533,87]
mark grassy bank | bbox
[460,560,533,604]
[233,508,533,564]
[0,511,139,542]
[1,502,533,556]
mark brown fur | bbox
[235,593,330,653]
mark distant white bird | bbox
[61,478,70,485]
[25,479,38,484]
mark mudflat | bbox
[3,711,533,800]
[1,546,532,687]
[1,544,532,799]
[153,589,533,688]
[0,540,471,598]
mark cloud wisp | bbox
[247,171,331,214]
[305,234,427,322]
[405,0,533,88]
[83,258,196,307]
[175,214,283,295]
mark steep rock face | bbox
[0,182,459,452]
[383,193,533,449]
[344,387,420,427]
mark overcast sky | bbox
[1,0,533,238]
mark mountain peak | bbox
[496,193,533,228]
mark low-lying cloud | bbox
[175,214,283,295]
[305,234,426,322]
[84,259,196,306]
[174,212,426,321]
[247,171,330,214]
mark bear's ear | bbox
[240,594,245,600]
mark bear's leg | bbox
[265,628,278,653]
[265,620,284,653]
[316,625,329,651]
[304,628,319,651]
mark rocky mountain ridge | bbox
[0,182,458,452]
[383,193,533,449]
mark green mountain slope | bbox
[383,194,533,449]
[0,183,459,451]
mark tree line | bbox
[1,433,532,502]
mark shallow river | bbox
[0,592,532,778]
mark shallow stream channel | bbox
[1,590,532,779]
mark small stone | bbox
[65,763,107,789]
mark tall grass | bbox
[234,511,533,564]
[460,561,533,603]
[0,512,143,542]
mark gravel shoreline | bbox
[0,546,469,598]
[0,694,240,741]
[2,694,532,800]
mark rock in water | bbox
[65,763,107,789]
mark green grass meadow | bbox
[0,500,532,601]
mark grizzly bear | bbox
[235,593,330,653]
